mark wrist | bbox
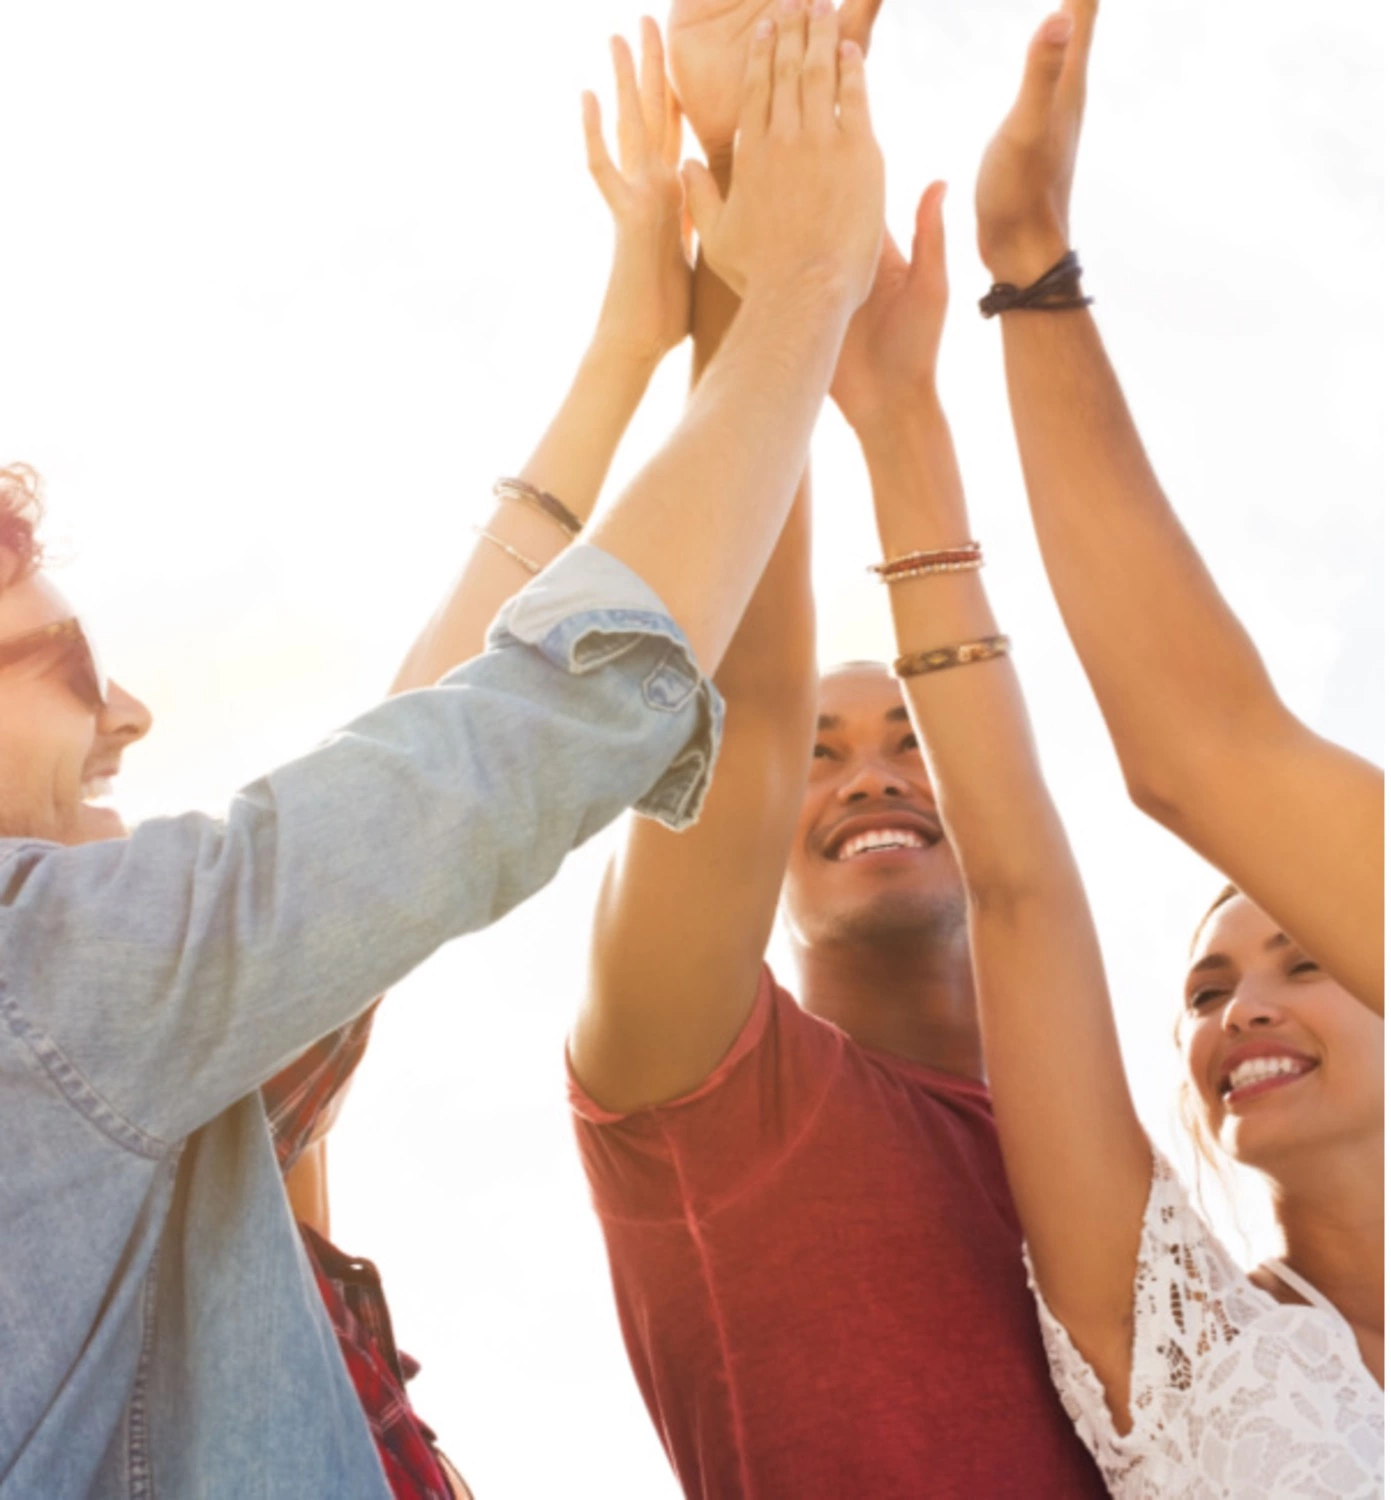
[981,228,1070,289]
[742,260,859,328]
[845,385,943,454]
[861,407,974,554]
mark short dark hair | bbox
[0,465,45,592]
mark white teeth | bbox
[82,777,115,802]
[836,828,928,860]
[1224,1056,1310,1095]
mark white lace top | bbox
[1026,1153,1384,1499]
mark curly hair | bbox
[0,464,45,591]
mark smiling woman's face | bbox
[1180,893,1384,1172]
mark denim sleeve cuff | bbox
[475,544,724,831]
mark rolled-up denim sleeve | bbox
[0,545,723,1149]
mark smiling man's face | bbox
[781,663,965,951]
[0,567,152,846]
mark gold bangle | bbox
[493,477,583,539]
[894,634,1011,678]
[471,525,542,576]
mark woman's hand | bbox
[831,181,948,444]
[584,18,693,368]
[667,0,883,162]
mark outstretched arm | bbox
[572,1,883,1111]
[393,19,691,692]
[836,186,1151,1428]
[975,2,1383,1014]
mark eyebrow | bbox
[1186,953,1230,979]
[815,706,911,732]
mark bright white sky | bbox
[0,2,1382,1496]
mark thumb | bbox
[1008,12,1073,137]
[909,180,948,284]
[681,159,724,246]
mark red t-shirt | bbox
[570,968,1108,1499]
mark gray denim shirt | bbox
[0,545,722,1499]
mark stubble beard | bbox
[816,881,968,954]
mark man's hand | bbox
[681,1,884,310]
[975,1,1098,286]
[584,19,693,366]
[831,181,948,442]
[668,0,883,160]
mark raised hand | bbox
[668,0,883,160]
[584,17,693,365]
[831,181,948,440]
[681,1,884,308]
[975,0,1098,286]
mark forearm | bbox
[999,309,1285,804]
[390,332,656,693]
[866,404,1150,1348]
[589,272,850,675]
[866,406,1062,895]
[688,178,815,705]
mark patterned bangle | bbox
[979,250,1093,319]
[471,525,542,575]
[870,544,982,581]
[879,557,984,584]
[493,477,583,539]
[894,634,1011,678]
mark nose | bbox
[100,679,154,746]
[1220,978,1284,1036]
[836,755,912,806]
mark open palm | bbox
[831,183,948,437]
[668,0,884,156]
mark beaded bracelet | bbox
[471,525,542,575]
[493,477,583,539]
[870,543,983,583]
[894,634,1011,678]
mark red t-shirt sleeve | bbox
[568,966,845,1220]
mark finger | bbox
[908,181,948,291]
[611,35,647,173]
[836,0,884,55]
[582,92,626,209]
[802,0,839,132]
[638,16,668,149]
[836,37,871,136]
[737,16,778,140]
[770,0,809,136]
[681,159,725,247]
[1007,12,1072,140]
[1058,0,1098,115]
[664,81,684,171]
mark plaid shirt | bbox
[262,1008,458,1500]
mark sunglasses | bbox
[0,616,109,711]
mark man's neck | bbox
[792,925,983,1081]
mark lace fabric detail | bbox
[1026,1153,1384,1499]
